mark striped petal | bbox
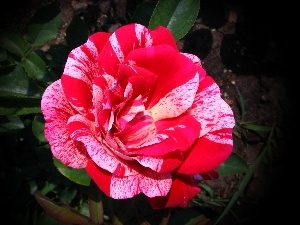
[41,80,88,168]
[67,114,139,177]
[124,45,199,121]
[61,32,111,120]
[133,150,183,173]
[178,99,235,174]
[97,24,178,78]
[86,159,172,199]
[190,76,223,137]
[128,114,200,155]
[98,23,152,77]
[117,64,158,100]
[116,110,157,148]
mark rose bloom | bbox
[41,23,235,209]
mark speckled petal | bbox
[41,80,88,168]
[86,159,172,199]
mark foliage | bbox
[0,0,282,224]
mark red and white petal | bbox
[41,80,88,168]
[67,114,138,176]
[92,76,113,134]
[181,53,202,67]
[116,111,157,148]
[129,114,200,155]
[124,45,199,120]
[61,33,110,120]
[98,23,152,77]
[147,174,200,209]
[178,100,235,174]
[133,150,183,173]
[208,98,235,133]
[149,71,199,121]
[86,159,172,199]
[190,76,222,137]
[149,26,178,50]
[117,64,158,100]
[181,53,207,82]
[117,95,146,129]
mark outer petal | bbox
[147,174,200,209]
[41,80,88,168]
[190,76,223,137]
[86,159,172,199]
[149,25,178,50]
[178,99,235,174]
[181,53,206,82]
[61,32,111,120]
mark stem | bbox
[88,179,104,225]
[159,208,171,225]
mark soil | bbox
[0,0,295,224]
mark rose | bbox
[41,23,235,209]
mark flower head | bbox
[41,23,235,209]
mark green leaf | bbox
[0,115,25,133]
[60,187,78,204]
[46,43,70,64]
[0,97,41,115]
[131,1,157,27]
[53,157,91,186]
[0,48,8,62]
[148,0,200,40]
[218,152,249,176]
[40,182,58,196]
[214,144,270,224]
[32,113,47,143]
[34,192,93,225]
[21,52,50,81]
[0,30,31,57]
[241,123,272,132]
[65,15,89,50]
[25,1,62,46]
[0,64,43,98]
[0,64,16,75]
[199,183,215,198]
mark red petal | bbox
[178,127,234,174]
[86,159,111,197]
[86,159,172,199]
[61,75,93,120]
[147,174,200,209]
[129,114,200,155]
[116,111,156,148]
[190,76,222,137]
[117,64,158,99]
[98,24,151,78]
[149,26,178,50]
[133,151,183,173]
[61,32,110,120]
[124,45,199,117]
